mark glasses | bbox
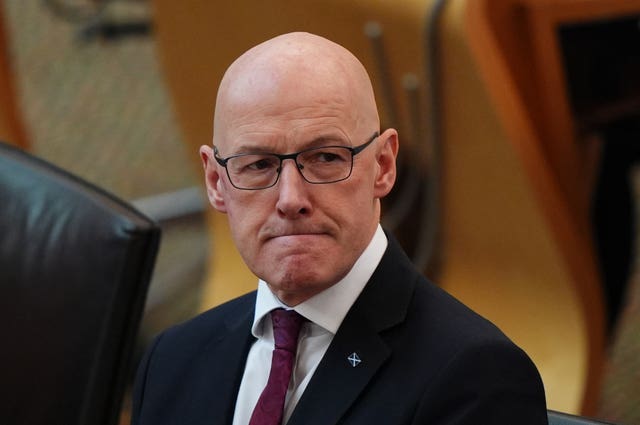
[214,131,379,190]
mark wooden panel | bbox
[0,4,28,149]
[460,0,640,415]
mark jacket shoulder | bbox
[154,290,256,349]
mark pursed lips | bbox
[270,231,324,239]
[264,229,330,242]
[260,222,335,243]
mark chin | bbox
[270,278,334,306]
[269,265,331,288]
[254,251,351,294]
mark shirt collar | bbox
[252,224,387,337]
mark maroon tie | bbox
[248,309,306,425]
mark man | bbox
[132,32,548,424]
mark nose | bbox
[275,159,312,218]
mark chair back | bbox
[0,141,160,425]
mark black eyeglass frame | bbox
[213,131,380,190]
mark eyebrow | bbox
[229,133,350,155]
[304,134,349,148]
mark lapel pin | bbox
[347,352,362,368]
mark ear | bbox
[199,145,228,213]
[373,128,399,199]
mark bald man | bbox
[131,32,548,425]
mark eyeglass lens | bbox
[226,146,354,189]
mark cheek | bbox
[227,207,261,236]
[343,176,377,214]
[327,185,378,245]
[224,197,268,247]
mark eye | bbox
[318,152,341,162]
[230,155,279,173]
[305,148,350,164]
[247,157,277,171]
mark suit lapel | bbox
[188,297,256,425]
[288,237,417,425]
[287,308,389,425]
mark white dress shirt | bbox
[232,225,388,425]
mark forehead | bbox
[217,87,360,153]
[222,119,354,155]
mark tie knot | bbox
[270,309,305,352]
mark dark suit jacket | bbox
[132,236,548,424]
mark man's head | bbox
[200,32,398,306]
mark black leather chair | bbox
[549,410,617,425]
[0,141,161,425]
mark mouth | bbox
[265,234,331,257]
[269,231,326,240]
[260,220,336,244]
[264,227,330,242]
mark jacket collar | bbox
[286,235,417,425]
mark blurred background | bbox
[1,0,640,423]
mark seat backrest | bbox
[549,410,616,425]
[0,141,161,425]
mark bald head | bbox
[213,32,380,147]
